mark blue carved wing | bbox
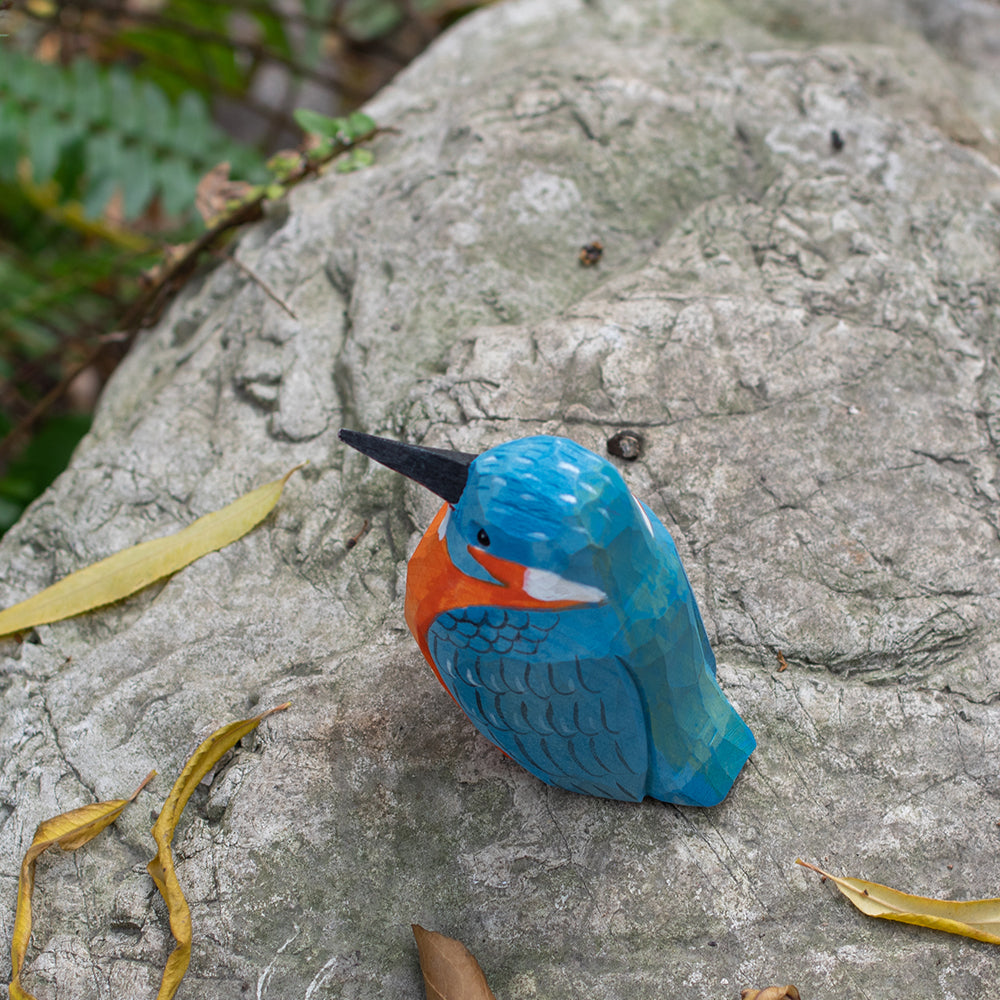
[427,606,649,801]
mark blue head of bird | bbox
[440,435,653,605]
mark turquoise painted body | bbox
[415,435,755,806]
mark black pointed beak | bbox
[339,429,477,504]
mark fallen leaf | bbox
[741,987,801,1000]
[797,859,1000,944]
[9,771,155,1000]
[148,703,290,1000]
[412,924,497,1000]
[195,162,256,226]
[0,466,302,638]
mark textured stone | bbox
[2,1,1000,997]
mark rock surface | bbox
[3,1,1000,996]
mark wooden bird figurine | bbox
[340,429,755,805]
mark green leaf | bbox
[0,134,17,181]
[12,51,46,104]
[293,108,347,139]
[141,78,173,138]
[345,111,376,140]
[342,0,403,40]
[298,0,332,66]
[52,135,89,200]
[266,150,300,180]
[0,103,23,181]
[247,4,294,62]
[174,91,212,158]
[47,62,73,117]
[86,130,123,178]
[83,131,125,216]
[305,138,334,160]
[1,51,264,220]
[121,144,157,219]
[335,147,374,173]
[109,66,143,137]
[25,111,63,181]
[82,172,119,219]
[115,0,245,99]
[301,0,334,15]
[70,59,107,126]
[155,155,195,217]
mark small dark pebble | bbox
[579,240,603,266]
[830,129,845,152]
[607,430,644,460]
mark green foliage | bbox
[342,0,405,40]
[113,0,311,103]
[1,0,480,539]
[117,0,252,100]
[0,414,92,534]
[341,0,443,40]
[335,147,375,173]
[293,108,375,142]
[294,108,376,160]
[0,46,264,219]
[0,194,151,361]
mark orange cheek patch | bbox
[404,505,579,694]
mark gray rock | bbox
[3,1,1000,996]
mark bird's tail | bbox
[648,676,756,807]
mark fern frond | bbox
[0,49,264,223]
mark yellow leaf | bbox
[797,859,1000,944]
[9,772,155,1000]
[0,467,302,638]
[147,703,290,1000]
[412,924,498,1000]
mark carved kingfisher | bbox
[339,429,755,806]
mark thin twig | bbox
[0,126,390,470]
[228,253,298,320]
[0,334,128,467]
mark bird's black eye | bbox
[476,528,490,547]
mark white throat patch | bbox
[522,567,606,604]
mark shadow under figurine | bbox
[340,429,755,806]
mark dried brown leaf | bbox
[412,924,497,1000]
[195,162,256,226]
[9,772,155,1000]
[147,704,290,1000]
